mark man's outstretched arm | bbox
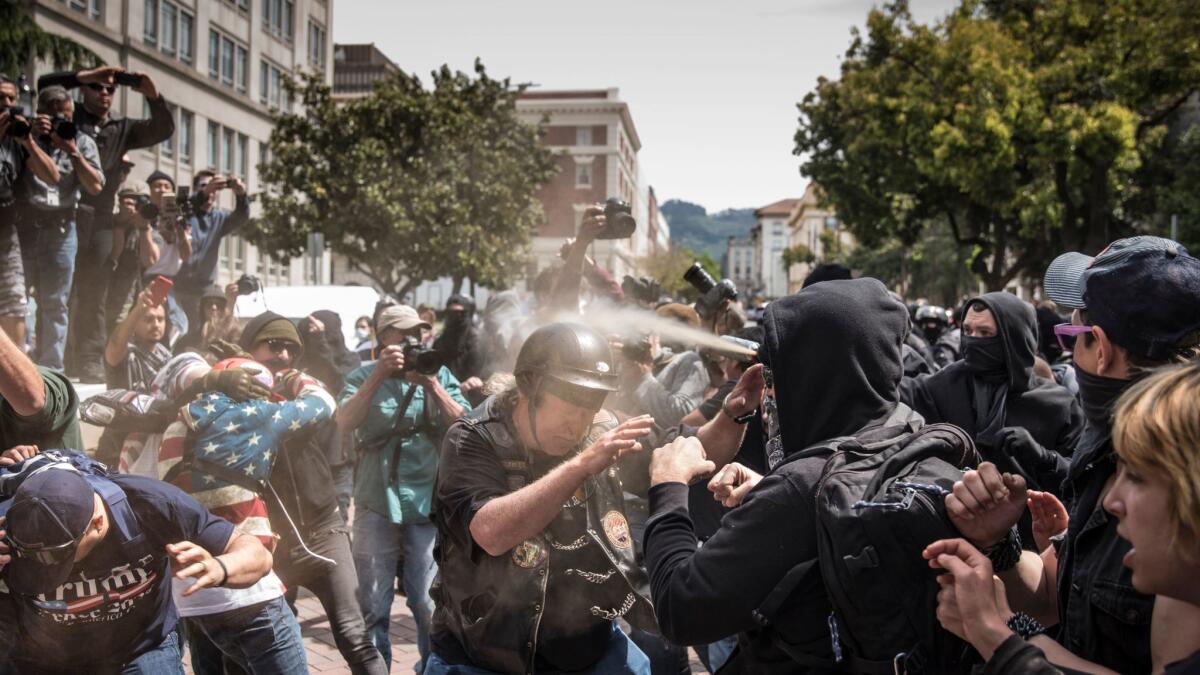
[0,328,44,417]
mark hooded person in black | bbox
[299,309,361,395]
[643,278,918,674]
[433,294,486,403]
[900,293,1083,492]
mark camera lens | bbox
[52,117,77,140]
[683,262,717,294]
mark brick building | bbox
[514,88,669,284]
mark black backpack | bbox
[755,421,980,674]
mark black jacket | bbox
[901,293,1083,489]
[644,279,912,673]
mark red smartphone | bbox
[148,275,173,307]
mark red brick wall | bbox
[535,153,607,237]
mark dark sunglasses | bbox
[1053,323,1095,352]
[6,508,85,566]
[86,83,116,94]
[265,339,297,354]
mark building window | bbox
[264,0,294,43]
[260,60,287,110]
[207,121,219,167]
[237,0,250,12]
[66,0,102,18]
[222,127,235,175]
[576,126,592,146]
[208,30,219,79]
[237,133,249,178]
[824,216,839,230]
[308,21,327,69]
[179,110,193,164]
[235,45,249,93]
[144,0,158,45]
[220,36,234,86]
[179,11,193,64]
[575,163,592,189]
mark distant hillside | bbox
[661,200,757,260]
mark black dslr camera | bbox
[235,274,262,296]
[131,194,159,220]
[4,107,31,138]
[399,337,443,376]
[49,114,76,140]
[684,262,738,321]
[175,185,208,221]
[595,198,636,240]
[621,275,661,306]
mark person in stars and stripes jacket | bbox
[156,357,334,674]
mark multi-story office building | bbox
[750,198,797,298]
[29,0,334,287]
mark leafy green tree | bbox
[0,1,98,76]
[796,0,1200,290]
[846,220,978,306]
[781,244,815,269]
[639,245,721,301]
[252,60,557,299]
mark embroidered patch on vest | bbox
[601,510,632,550]
[511,539,547,568]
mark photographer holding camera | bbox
[336,304,468,672]
[36,66,174,383]
[17,85,103,373]
[0,75,59,347]
[136,170,192,341]
[172,169,249,331]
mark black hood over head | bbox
[763,278,909,453]
[968,292,1037,393]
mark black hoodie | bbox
[644,279,913,674]
[900,292,1083,485]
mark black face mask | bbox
[1072,362,1133,430]
[963,336,1007,382]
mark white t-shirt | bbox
[144,229,183,278]
[171,569,285,617]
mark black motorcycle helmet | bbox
[514,322,618,411]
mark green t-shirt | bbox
[0,367,82,452]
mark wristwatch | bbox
[721,395,755,424]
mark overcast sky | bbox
[334,0,959,212]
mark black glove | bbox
[203,368,270,402]
[995,426,1068,492]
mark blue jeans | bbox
[422,624,650,675]
[185,596,308,674]
[18,215,77,371]
[164,286,188,343]
[123,631,186,675]
[352,508,438,673]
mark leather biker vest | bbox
[431,395,656,674]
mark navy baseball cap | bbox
[1044,236,1200,361]
[5,470,95,596]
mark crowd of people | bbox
[1,67,1199,675]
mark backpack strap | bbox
[751,559,817,627]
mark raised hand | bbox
[578,415,654,475]
[708,461,763,507]
[650,435,716,486]
[946,461,1028,549]
[1028,490,1069,553]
